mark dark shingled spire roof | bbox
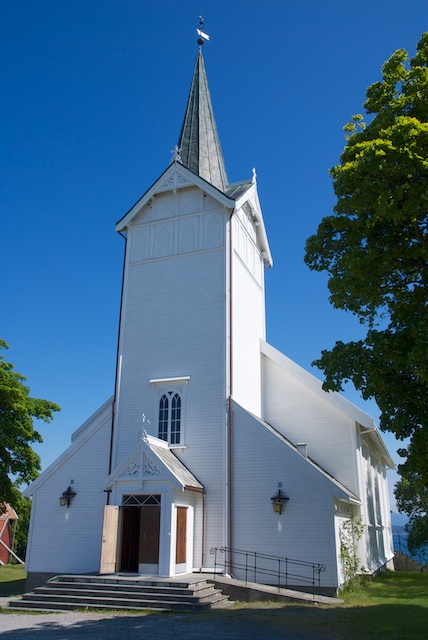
[177,50,228,192]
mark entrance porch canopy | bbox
[103,432,204,493]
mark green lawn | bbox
[230,571,428,640]
[336,571,428,639]
[0,564,26,598]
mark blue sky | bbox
[2,1,426,509]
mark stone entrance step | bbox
[8,574,232,613]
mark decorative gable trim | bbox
[116,163,235,232]
[121,454,140,478]
[119,450,162,481]
[103,433,203,493]
[234,182,272,268]
[157,170,192,193]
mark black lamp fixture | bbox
[59,486,76,508]
[271,488,289,514]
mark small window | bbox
[171,393,181,444]
[158,394,169,441]
[150,377,189,446]
[158,391,181,445]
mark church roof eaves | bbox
[150,441,204,492]
[234,181,273,268]
[23,398,114,497]
[233,400,360,503]
[224,180,252,200]
[260,341,395,469]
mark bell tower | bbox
[109,32,272,567]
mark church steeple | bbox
[177,50,228,192]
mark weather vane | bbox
[196,15,210,47]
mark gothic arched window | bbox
[158,391,181,444]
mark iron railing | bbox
[393,533,427,565]
[210,546,326,597]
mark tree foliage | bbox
[12,495,32,561]
[304,33,428,530]
[395,469,428,553]
[0,339,60,511]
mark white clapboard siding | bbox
[261,347,360,494]
[231,221,266,415]
[112,187,230,555]
[232,404,340,588]
[113,241,227,465]
[24,402,112,574]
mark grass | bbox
[334,571,428,639]
[0,567,426,639]
[0,564,26,598]
[230,571,428,639]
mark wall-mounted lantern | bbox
[271,488,289,514]
[59,486,76,508]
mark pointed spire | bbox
[177,50,228,192]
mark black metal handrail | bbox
[393,533,427,565]
[210,546,326,597]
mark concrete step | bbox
[42,579,217,599]
[8,575,232,612]
[31,586,221,604]
[66,574,214,585]
[11,594,227,611]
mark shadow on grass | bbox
[270,602,426,640]
[0,577,27,598]
[0,602,426,640]
[0,565,27,598]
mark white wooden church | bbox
[23,47,395,594]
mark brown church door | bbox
[175,507,187,570]
[119,507,140,572]
[139,505,160,573]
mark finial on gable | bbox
[252,167,257,184]
[196,15,210,47]
[170,145,182,164]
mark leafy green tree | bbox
[304,33,428,533]
[12,495,32,561]
[395,469,428,553]
[0,339,60,512]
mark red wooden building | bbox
[0,504,18,564]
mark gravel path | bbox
[0,608,338,640]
